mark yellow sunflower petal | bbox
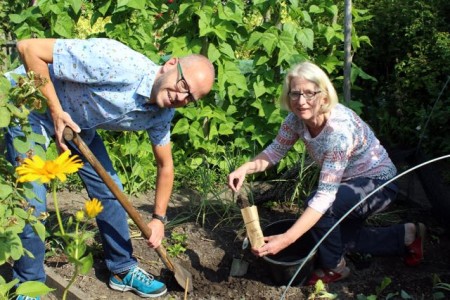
[55,151,83,175]
[16,155,52,183]
[55,173,68,183]
[84,198,104,218]
[54,150,71,164]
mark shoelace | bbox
[127,267,155,287]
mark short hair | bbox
[280,61,338,113]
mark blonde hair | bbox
[280,61,338,113]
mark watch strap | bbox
[152,213,168,224]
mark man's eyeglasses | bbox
[176,62,196,104]
[288,90,321,102]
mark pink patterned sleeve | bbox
[262,115,300,165]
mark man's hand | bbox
[146,219,165,248]
[52,110,81,152]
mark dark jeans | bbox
[307,177,405,269]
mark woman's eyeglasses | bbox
[288,90,321,102]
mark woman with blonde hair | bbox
[228,61,425,285]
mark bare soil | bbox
[38,173,450,300]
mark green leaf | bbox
[247,31,262,47]
[208,120,218,139]
[13,136,31,154]
[98,0,112,15]
[118,0,145,10]
[15,281,54,298]
[218,122,233,135]
[253,80,266,98]
[68,0,82,14]
[32,221,46,242]
[0,278,19,296]
[0,107,11,127]
[53,14,74,38]
[309,5,324,14]
[172,118,190,135]
[185,157,203,169]
[9,14,27,24]
[277,30,296,65]
[326,5,339,17]
[221,61,248,91]
[242,117,256,132]
[13,208,28,219]
[0,232,24,261]
[324,26,337,43]
[22,184,37,200]
[188,121,204,140]
[33,144,47,160]
[219,43,235,59]
[301,10,312,25]
[260,32,278,55]
[0,77,11,104]
[207,44,221,63]
[297,28,314,50]
[7,103,28,119]
[79,253,94,275]
[29,132,47,145]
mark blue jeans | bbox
[6,112,137,283]
[307,177,404,269]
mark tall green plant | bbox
[0,73,53,299]
[154,0,373,178]
[353,0,450,157]
[6,0,374,186]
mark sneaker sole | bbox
[109,280,167,298]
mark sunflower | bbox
[16,150,83,183]
[84,198,103,218]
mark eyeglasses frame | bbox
[288,90,321,102]
[176,62,196,104]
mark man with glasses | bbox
[228,61,425,285]
[5,38,214,299]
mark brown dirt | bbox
[3,173,450,300]
[38,174,450,300]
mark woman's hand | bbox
[252,234,292,257]
[227,165,249,192]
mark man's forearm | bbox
[17,39,63,116]
[153,166,174,217]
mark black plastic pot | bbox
[262,219,317,286]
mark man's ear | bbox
[161,57,178,73]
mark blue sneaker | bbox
[109,266,167,298]
[16,296,41,300]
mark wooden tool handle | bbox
[63,127,175,271]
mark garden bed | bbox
[2,177,450,299]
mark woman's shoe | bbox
[404,222,426,266]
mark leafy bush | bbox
[0,72,51,298]
[353,0,450,157]
[5,1,374,185]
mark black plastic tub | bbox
[262,219,317,286]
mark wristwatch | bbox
[152,213,168,224]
